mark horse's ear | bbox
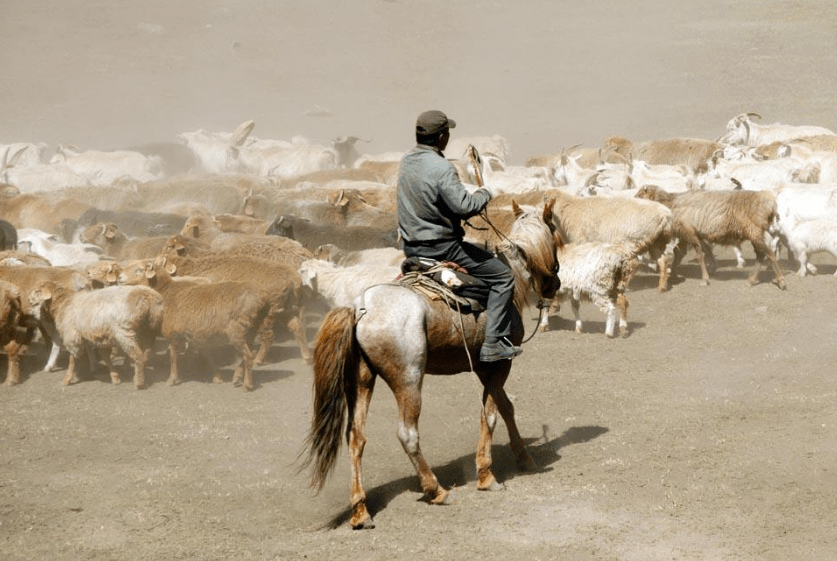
[512,199,523,218]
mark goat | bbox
[548,189,674,292]
[28,282,164,389]
[604,136,721,169]
[51,145,165,184]
[636,185,786,289]
[723,113,836,146]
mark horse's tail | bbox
[301,306,358,491]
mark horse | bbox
[302,198,561,529]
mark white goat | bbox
[51,145,165,184]
[723,113,836,146]
[540,240,638,338]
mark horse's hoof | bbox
[349,506,375,530]
[477,473,504,492]
[213,376,225,384]
[429,488,453,505]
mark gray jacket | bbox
[396,144,491,243]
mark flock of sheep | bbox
[1,111,836,389]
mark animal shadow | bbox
[317,424,608,530]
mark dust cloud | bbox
[2,1,835,164]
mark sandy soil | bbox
[2,2,837,560]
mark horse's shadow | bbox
[317,424,608,530]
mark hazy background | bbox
[2,0,836,164]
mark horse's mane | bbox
[498,199,558,310]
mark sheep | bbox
[236,131,340,179]
[771,183,837,268]
[0,193,92,237]
[604,136,722,169]
[78,223,171,260]
[297,258,401,308]
[628,160,697,193]
[722,113,836,146]
[446,135,511,165]
[177,120,255,174]
[313,244,405,268]
[0,250,52,267]
[526,145,629,170]
[635,185,786,289]
[16,228,104,268]
[0,265,91,380]
[780,219,837,277]
[153,254,311,364]
[213,213,271,236]
[540,240,639,338]
[178,213,313,268]
[116,259,272,391]
[701,154,820,190]
[70,207,187,241]
[0,160,93,193]
[331,136,368,168]
[51,145,165,184]
[28,281,164,389]
[266,214,399,252]
[547,189,675,292]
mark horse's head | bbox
[500,198,560,308]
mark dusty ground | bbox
[2,1,837,560]
[1,249,836,560]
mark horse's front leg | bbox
[477,366,537,483]
[476,389,503,491]
[348,361,377,529]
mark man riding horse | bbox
[397,110,521,362]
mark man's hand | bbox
[480,184,499,198]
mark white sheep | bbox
[541,240,638,338]
[17,228,103,268]
[51,145,165,184]
[298,258,401,308]
[28,281,164,389]
[781,219,837,276]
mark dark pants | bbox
[404,239,519,341]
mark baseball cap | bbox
[416,110,456,135]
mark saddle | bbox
[397,257,489,313]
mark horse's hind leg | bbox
[348,359,377,529]
[390,375,450,506]
[476,366,536,491]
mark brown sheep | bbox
[116,259,273,391]
[636,185,786,289]
[154,253,311,364]
[179,214,312,268]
